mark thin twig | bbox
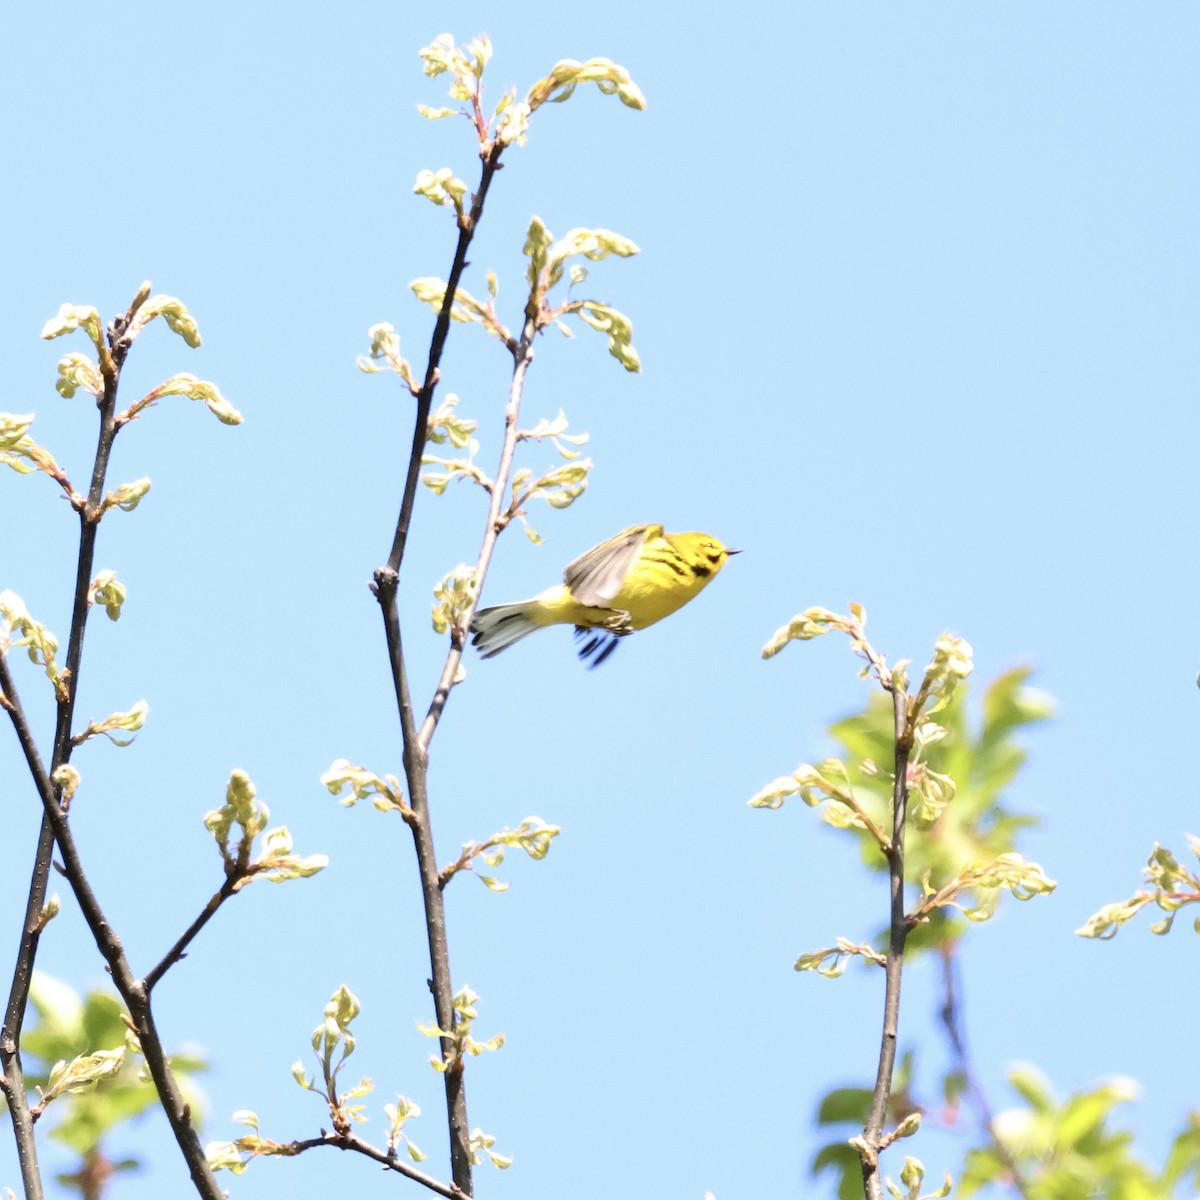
[860,686,914,1200]
[280,1130,470,1198]
[383,139,506,581]
[938,945,1033,1198]
[143,874,242,993]
[418,313,536,751]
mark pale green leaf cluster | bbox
[427,393,477,449]
[537,224,640,289]
[517,410,588,459]
[127,291,202,348]
[885,1156,952,1200]
[509,458,592,514]
[416,31,530,147]
[495,816,559,861]
[357,323,418,392]
[52,764,79,807]
[255,827,328,884]
[0,412,66,485]
[431,565,477,637]
[419,32,491,102]
[40,1043,129,1110]
[442,817,562,891]
[134,373,242,426]
[0,589,62,689]
[0,412,35,454]
[417,986,503,1074]
[749,759,890,849]
[385,1095,427,1163]
[959,1067,1200,1199]
[415,36,640,155]
[321,759,408,816]
[75,699,148,748]
[914,852,1057,924]
[421,437,490,495]
[205,770,327,886]
[522,218,641,371]
[206,1110,290,1176]
[24,973,208,1164]
[749,759,851,811]
[576,301,640,372]
[506,411,592,540]
[907,758,957,830]
[100,477,152,514]
[409,277,509,341]
[41,303,104,351]
[526,56,646,112]
[795,938,887,978]
[54,353,102,399]
[756,617,1056,963]
[88,570,127,621]
[783,668,1053,953]
[918,634,974,714]
[762,605,865,660]
[469,1127,513,1170]
[1077,836,1200,939]
[311,985,360,1075]
[414,166,469,216]
[291,986,375,1134]
[34,892,60,934]
[494,93,531,146]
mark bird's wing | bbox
[562,524,659,607]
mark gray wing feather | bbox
[562,524,656,606]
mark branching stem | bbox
[373,139,511,1199]
[0,291,225,1199]
[281,1130,470,1198]
[860,685,914,1200]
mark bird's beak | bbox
[726,547,743,555]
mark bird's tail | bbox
[470,601,543,658]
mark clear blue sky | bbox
[2,4,1199,1198]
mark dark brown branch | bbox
[0,293,147,1200]
[373,141,510,1200]
[143,874,242,993]
[1,287,226,1199]
[383,139,506,580]
[0,656,225,1199]
[280,1130,470,1198]
[859,687,914,1200]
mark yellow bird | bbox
[470,523,740,666]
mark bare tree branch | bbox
[0,291,146,1200]
[372,139,509,1198]
[1,287,227,1199]
[279,1129,470,1198]
[0,654,225,1199]
[859,686,914,1200]
[143,874,242,993]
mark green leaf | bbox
[816,1087,873,1125]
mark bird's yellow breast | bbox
[577,530,727,629]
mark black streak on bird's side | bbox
[645,551,690,578]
